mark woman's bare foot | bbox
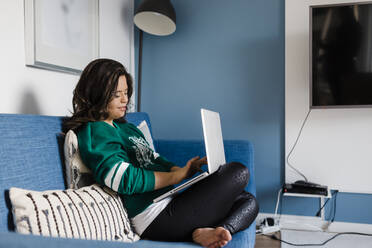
[192,227,232,248]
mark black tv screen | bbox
[311,3,372,108]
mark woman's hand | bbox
[184,156,207,179]
[154,156,207,190]
[170,156,207,183]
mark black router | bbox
[283,180,328,196]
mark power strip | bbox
[257,217,281,234]
[259,224,281,234]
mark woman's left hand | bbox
[185,156,208,179]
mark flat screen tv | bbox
[311,2,372,108]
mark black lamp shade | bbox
[134,0,176,36]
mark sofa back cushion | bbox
[0,112,152,232]
[0,114,66,232]
[125,112,153,135]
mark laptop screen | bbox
[201,108,226,173]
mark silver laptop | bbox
[153,108,226,203]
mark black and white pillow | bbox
[64,130,95,189]
[9,184,140,242]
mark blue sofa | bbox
[0,112,257,248]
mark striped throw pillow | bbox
[9,184,140,242]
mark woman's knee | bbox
[221,162,250,187]
[230,162,250,181]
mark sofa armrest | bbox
[154,140,256,196]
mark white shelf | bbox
[283,188,332,199]
[282,188,333,221]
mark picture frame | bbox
[24,0,99,74]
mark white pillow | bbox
[64,130,95,189]
[10,184,140,242]
[137,120,156,152]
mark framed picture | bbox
[24,0,99,74]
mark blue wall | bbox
[134,0,372,224]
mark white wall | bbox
[0,0,134,116]
[286,0,372,193]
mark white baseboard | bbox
[257,213,372,234]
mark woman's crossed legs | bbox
[141,162,259,247]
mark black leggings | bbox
[141,162,259,242]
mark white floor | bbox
[281,229,372,248]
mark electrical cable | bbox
[286,109,312,182]
[274,188,283,220]
[268,191,349,247]
[279,187,283,216]
[266,231,372,247]
[315,197,331,217]
[315,190,338,217]
[331,191,338,222]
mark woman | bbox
[63,58,258,248]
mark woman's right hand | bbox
[172,156,207,183]
[154,156,207,190]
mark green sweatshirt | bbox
[77,121,175,217]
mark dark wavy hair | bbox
[63,58,133,133]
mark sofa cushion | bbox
[9,184,139,242]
